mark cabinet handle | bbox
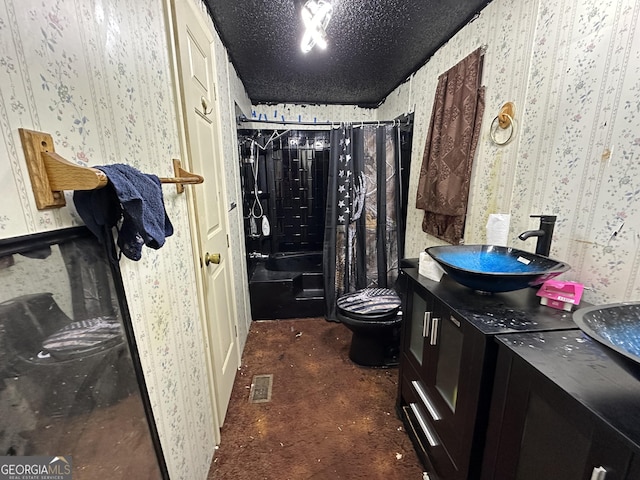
[409,403,440,447]
[411,380,442,421]
[430,317,440,346]
[590,466,607,480]
[422,311,432,338]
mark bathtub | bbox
[265,251,322,272]
[249,251,324,319]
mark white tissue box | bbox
[419,251,444,282]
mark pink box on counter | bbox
[536,279,584,312]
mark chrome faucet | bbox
[518,215,557,257]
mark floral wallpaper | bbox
[380,0,640,305]
[0,0,251,478]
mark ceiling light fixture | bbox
[300,0,333,54]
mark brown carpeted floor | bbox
[207,318,424,480]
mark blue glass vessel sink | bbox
[573,303,640,365]
[426,245,570,293]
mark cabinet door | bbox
[483,351,633,480]
[584,424,635,480]
[405,287,431,368]
[426,304,463,413]
[423,301,486,466]
[625,454,640,479]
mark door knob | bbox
[204,252,221,265]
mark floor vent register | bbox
[249,374,273,403]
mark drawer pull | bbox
[411,380,442,421]
[409,403,440,447]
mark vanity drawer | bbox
[400,357,458,479]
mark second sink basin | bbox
[573,302,640,365]
[426,244,570,293]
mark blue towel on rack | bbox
[73,164,174,261]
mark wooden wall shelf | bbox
[18,128,203,210]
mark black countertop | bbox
[496,329,640,451]
[401,259,579,335]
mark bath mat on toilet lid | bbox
[337,288,401,320]
[41,316,123,360]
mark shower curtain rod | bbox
[237,115,411,127]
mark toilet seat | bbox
[336,288,401,321]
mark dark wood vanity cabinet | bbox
[399,285,489,479]
[481,330,640,480]
[397,262,578,480]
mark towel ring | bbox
[490,113,515,145]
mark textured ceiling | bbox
[204,0,493,107]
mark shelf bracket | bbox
[18,128,108,209]
[163,159,204,194]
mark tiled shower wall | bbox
[256,0,640,305]
[271,139,329,252]
[240,131,330,254]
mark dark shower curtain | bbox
[323,124,404,322]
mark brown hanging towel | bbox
[416,47,485,244]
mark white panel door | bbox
[171,0,239,425]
